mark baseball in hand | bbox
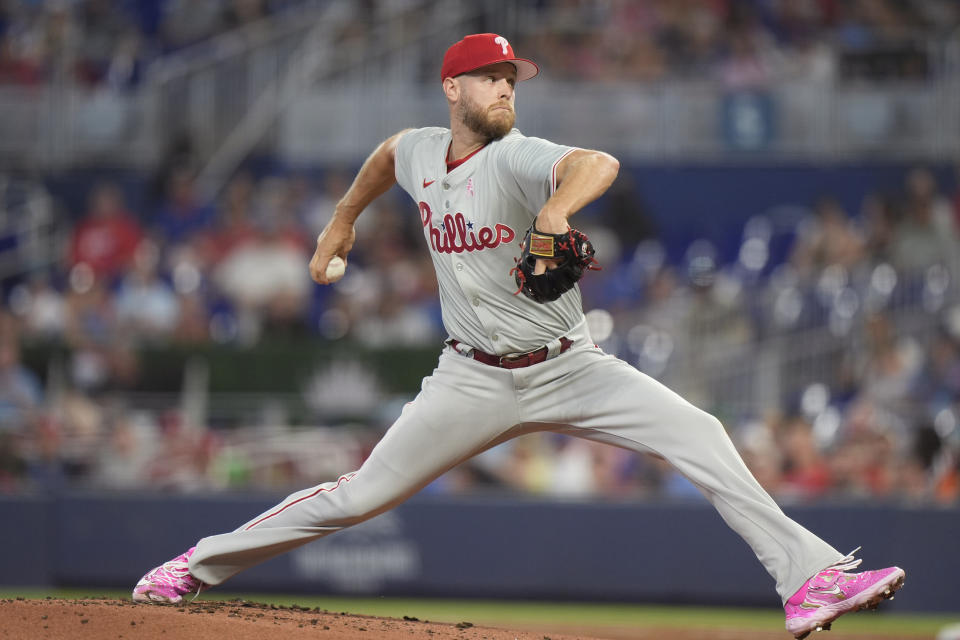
[325,256,346,282]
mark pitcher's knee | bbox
[690,409,727,439]
[326,483,399,526]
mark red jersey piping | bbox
[243,472,357,530]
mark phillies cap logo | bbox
[440,33,540,82]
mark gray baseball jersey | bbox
[395,126,579,355]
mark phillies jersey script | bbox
[395,127,578,355]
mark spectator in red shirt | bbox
[68,182,144,283]
[0,32,42,86]
[780,416,833,500]
[202,171,258,266]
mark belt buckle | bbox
[499,348,537,368]
[499,354,519,367]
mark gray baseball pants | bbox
[188,322,842,603]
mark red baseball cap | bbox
[440,33,539,83]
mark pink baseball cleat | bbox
[784,548,905,639]
[132,546,206,604]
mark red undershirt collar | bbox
[446,142,487,173]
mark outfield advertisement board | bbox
[1,493,954,612]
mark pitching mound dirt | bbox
[0,597,599,640]
[0,597,913,640]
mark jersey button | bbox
[445,200,450,208]
[442,183,450,190]
[472,297,480,306]
[456,263,464,271]
[492,334,500,341]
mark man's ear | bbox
[442,77,459,103]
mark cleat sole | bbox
[132,590,183,605]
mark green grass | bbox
[2,589,957,637]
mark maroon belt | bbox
[450,337,573,369]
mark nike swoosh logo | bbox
[819,584,845,599]
[806,583,846,605]
[423,179,435,188]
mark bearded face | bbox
[457,90,515,141]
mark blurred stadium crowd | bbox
[2,0,957,88]
[517,0,955,84]
[1,160,958,504]
[0,0,314,88]
[0,0,958,505]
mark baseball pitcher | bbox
[133,34,904,639]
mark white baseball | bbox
[325,256,346,282]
